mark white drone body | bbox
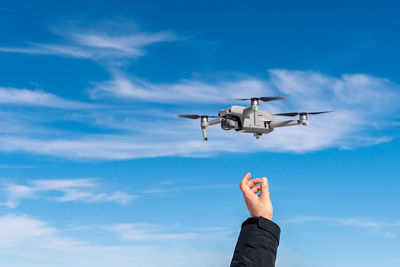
[176,97,330,141]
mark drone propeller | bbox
[236,96,287,102]
[273,111,332,117]
[175,114,219,141]
[175,114,219,119]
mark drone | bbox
[176,97,331,140]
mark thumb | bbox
[240,172,252,190]
[260,177,270,200]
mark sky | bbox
[0,0,399,266]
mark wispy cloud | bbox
[90,69,400,113]
[281,216,400,237]
[106,221,235,242]
[281,216,397,228]
[0,132,249,159]
[89,72,269,103]
[0,213,232,267]
[106,223,200,241]
[0,27,177,63]
[0,164,33,169]
[0,87,98,109]
[140,184,236,194]
[1,178,135,208]
[0,69,398,160]
[0,214,63,249]
[268,69,399,115]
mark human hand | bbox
[240,172,273,220]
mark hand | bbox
[240,172,273,220]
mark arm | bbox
[269,119,300,128]
[230,173,281,267]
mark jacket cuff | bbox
[242,216,281,244]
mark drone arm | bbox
[200,118,222,141]
[269,120,301,128]
[206,118,222,126]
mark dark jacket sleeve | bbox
[230,217,280,267]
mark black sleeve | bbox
[230,217,281,267]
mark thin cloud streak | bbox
[1,178,135,208]
[89,72,269,103]
[0,87,99,109]
[140,184,236,194]
[281,216,400,237]
[0,29,177,62]
[0,164,33,169]
[90,69,400,113]
[106,223,200,241]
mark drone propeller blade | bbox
[307,111,332,115]
[273,112,299,117]
[273,111,333,116]
[175,114,201,119]
[175,114,218,119]
[236,96,287,102]
[259,96,287,102]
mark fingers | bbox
[240,172,251,191]
[251,184,261,193]
[247,178,261,188]
[249,178,261,194]
[260,177,270,200]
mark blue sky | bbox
[0,0,399,266]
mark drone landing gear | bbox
[201,126,208,141]
[253,133,262,139]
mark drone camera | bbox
[221,118,237,130]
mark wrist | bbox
[242,217,281,244]
[250,211,272,220]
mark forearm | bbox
[230,217,280,267]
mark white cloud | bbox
[0,87,98,109]
[90,69,400,115]
[280,215,400,237]
[106,223,200,241]
[89,72,269,103]
[106,221,235,242]
[0,28,177,62]
[0,164,33,169]
[0,214,55,247]
[1,178,135,208]
[0,214,80,250]
[0,213,232,267]
[0,132,245,159]
[268,69,399,115]
[0,69,398,160]
[140,184,236,194]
